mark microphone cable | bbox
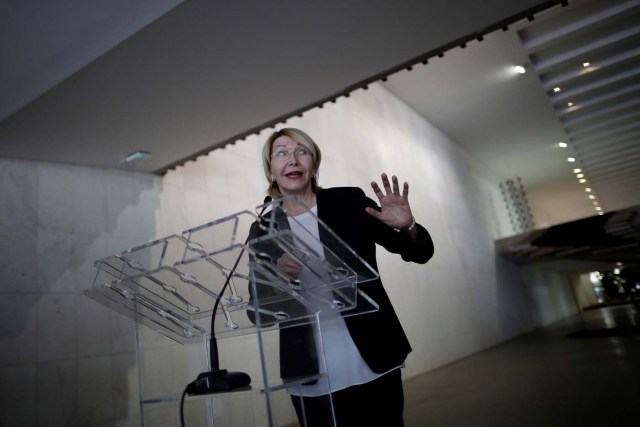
[180,196,272,426]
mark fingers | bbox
[381,173,392,194]
[370,180,384,201]
[374,173,409,198]
[392,175,400,194]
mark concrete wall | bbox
[0,83,577,426]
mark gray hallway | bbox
[404,303,640,426]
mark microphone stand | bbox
[186,196,272,396]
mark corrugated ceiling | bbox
[519,0,640,215]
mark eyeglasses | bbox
[270,147,311,161]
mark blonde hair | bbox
[262,128,322,198]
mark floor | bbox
[402,303,640,427]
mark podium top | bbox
[85,197,379,343]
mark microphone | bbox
[185,196,273,396]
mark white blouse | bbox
[286,205,400,397]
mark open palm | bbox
[365,173,414,230]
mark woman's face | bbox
[269,135,315,196]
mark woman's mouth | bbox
[285,172,303,179]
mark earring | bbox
[271,176,276,183]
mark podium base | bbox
[187,369,251,394]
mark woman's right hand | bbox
[276,252,303,278]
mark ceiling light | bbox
[588,195,595,199]
[577,173,584,178]
[595,206,602,211]
[558,142,567,148]
[583,62,590,67]
[573,168,581,173]
[553,87,561,93]
[593,201,599,205]
[585,188,592,192]
[598,212,604,215]
[579,178,586,183]
[567,102,574,107]
[120,151,151,167]
[514,65,526,74]
[568,157,576,162]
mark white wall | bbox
[0,83,578,426]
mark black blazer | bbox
[249,187,434,378]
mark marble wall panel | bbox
[182,155,209,193]
[132,171,161,238]
[37,162,76,233]
[157,182,189,236]
[112,351,140,425]
[76,295,112,357]
[36,293,77,362]
[0,159,38,229]
[73,232,108,293]
[77,355,115,425]
[0,363,37,426]
[0,224,38,292]
[109,310,137,354]
[183,187,213,229]
[36,359,77,426]
[0,294,38,365]
[37,229,76,293]
[74,166,108,233]
[104,169,138,236]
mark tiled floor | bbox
[403,303,640,426]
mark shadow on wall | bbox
[0,158,160,426]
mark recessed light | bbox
[577,173,584,178]
[585,188,592,192]
[598,212,604,215]
[583,62,590,67]
[579,178,586,183]
[514,65,526,74]
[588,195,595,199]
[558,142,568,148]
[573,168,582,173]
[568,157,576,162]
[567,102,574,107]
[593,201,599,205]
[553,87,561,93]
[595,206,602,211]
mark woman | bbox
[249,128,434,426]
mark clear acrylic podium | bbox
[84,197,379,426]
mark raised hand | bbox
[365,173,415,231]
